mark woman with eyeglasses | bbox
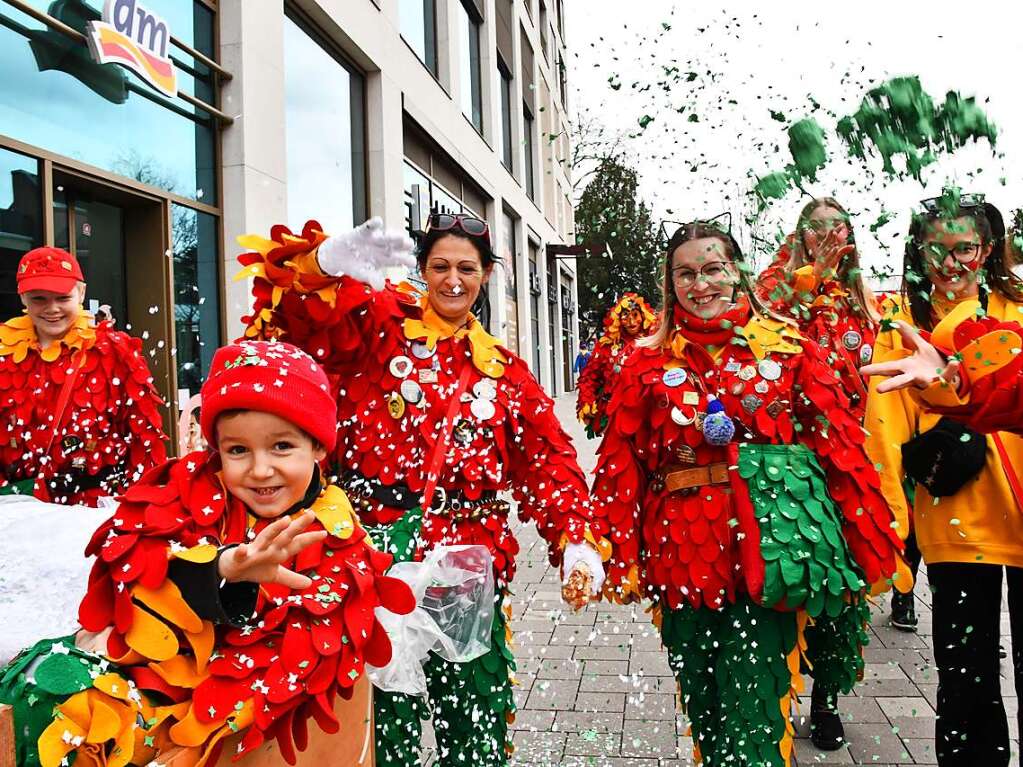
[592,219,906,766]
[757,198,880,412]
[236,214,609,767]
[863,193,1023,767]
[575,292,658,437]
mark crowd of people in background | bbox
[0,191,1020,767]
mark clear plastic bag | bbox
[0,496,115,664]
[367,544,494,695]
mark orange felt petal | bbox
[125,603,179,661]
[133,580,204,634]
[185,620,216,673]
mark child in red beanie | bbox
[0,340,415,767]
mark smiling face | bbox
[20,283,85,345]
[422,235,493,325]
[921,216,991,297]
[670,237,739,320]
[801,204,851,259]
[216,410,326,519]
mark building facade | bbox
[0,0,580,446]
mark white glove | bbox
[562,541,606,595]
[316,217,417,290]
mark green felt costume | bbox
[368,510,515,767]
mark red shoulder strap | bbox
[44,351,86,457]
[420,363,474,512]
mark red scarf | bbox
[672,296,752,348]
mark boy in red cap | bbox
[0,246,167,504]
[0,339,415,767]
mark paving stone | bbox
[619,720,684,758]
[552,711,624,733]
[902,737,938,764]
[564,730,622,757]
[842,723,915,763]
[526,678,581,710]
[510,708,556,731]
[510,730,565,766]
[625,692,678,721]
[575,691,627,712]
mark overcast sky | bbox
[565,0,1023,284]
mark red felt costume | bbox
[756,238,877,417]
[236,221,607,587]
[593,300,906,609]
[0,312,167,505]
[576,293,658,437]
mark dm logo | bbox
[86,0,177,98]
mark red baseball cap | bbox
[16,247,85,295]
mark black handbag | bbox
[901,417,987,497]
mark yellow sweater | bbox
[864,291,1023,568]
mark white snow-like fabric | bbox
[0,496,114,664]
[317,217,416,290]
[561,541,606,594]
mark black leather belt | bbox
[340,470,499,512]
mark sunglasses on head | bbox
[920,191,986,215]
[426,212,490,240]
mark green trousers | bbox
[366,509,514,767]
[660,596,798,767]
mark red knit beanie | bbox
[200,340,337,451]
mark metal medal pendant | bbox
[387,393,406,419]
[860,343,873,364]
[730,381,745,396]
[418,368,439,384]
[663,368,688,387]
[766,400,785,418]
[757,359,782,381]
[411,341,435,359]
[400,379,423,404]
[754,380,770,395]
[724,359,742,373]
[671,406,694,426]
[741,394,764,414]
[470,397,496,421]
[682,390,700,406]
[473,379,498,401]
[389,355,414,379]
[738,365,757,381]
[842,330,862,350]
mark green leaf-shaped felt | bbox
[804,597,871,695]
[741,443,865,616]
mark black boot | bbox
[890,590,918,632]
[809,684,845,751]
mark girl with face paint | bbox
[863,194,1023,767]
[592,219,906,767]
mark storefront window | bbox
[172,204,219,398]
[0,1,217,203]
[284,12,366,235]
[0,147,41,321]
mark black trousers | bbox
[928,562,1023,767]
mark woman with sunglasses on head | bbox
[236,213,609,767]
[863,192,1023,767]
[575,292,658,437]
[592,218,906,766]
[757,198,881,413]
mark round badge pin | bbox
[860,343,873,364]
[473,379,497,401]
[470,397,496,421]
[738,365,757,381]
[389,355,414,379]
[400,379,423,404]
[754,380,770,395]
[842,330,862,350]
[663,368,688,387]
[671,406,695,426]
[757,360,782,381]
[411,341,436,359]
[386,393,406,419]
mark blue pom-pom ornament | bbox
[702,395,735,446]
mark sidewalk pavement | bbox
[495,393,1019,767]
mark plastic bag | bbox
[0,496,115,664]
[367,545,494,695]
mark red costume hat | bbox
[16,247,84,295]
[200,339,338,451]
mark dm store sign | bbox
[86,0,178,98]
